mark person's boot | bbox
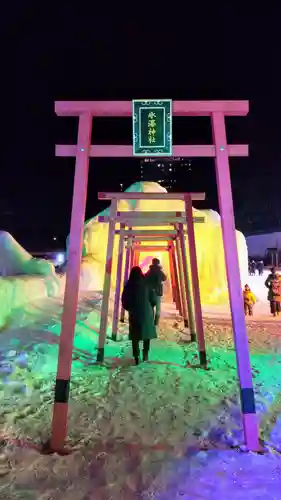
[134,357,140,365]
[143,350,149,362]
[154,315,160,326]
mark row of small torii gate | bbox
[48,100,260,455]
[96,192,206,366]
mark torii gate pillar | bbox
[211,112,259,450]
[50,112,92,452]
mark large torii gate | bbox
[50,100,260,454]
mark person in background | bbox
[248,260,252,275]
[145,258,167,326]
[250,260,256,276]
[257,260,264,276]
[243,284,256,316]
[265,267,281,316]
[121,266,157,365]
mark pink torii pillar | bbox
[211,111,259,450]
[168,242,177,303]
[120,228,132,323]
[52,100,259,453]
[175,234,189,326]
[169,240,182,314]
[178,222,196,339]
[111,223,125,341]
[50,112,92,452]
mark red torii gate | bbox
[50,100,260,454]
[114,226,194,327]
[96,202,205,348]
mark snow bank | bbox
[0,231,55,277]
[79,255,104,291]
[1,293,281,498]
[1,323,281,498]
[0,231,61,329]
[0,276,62,330]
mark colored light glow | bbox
[139,256,153,274]
[56,253,65,265]
[139,253,166,274]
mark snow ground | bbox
[0,273,281,499]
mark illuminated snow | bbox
[0,183,280,497]
[0,232,61,329]
[80,182,248,304]
[0,278,281,497]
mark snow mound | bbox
[0,231,55,277]
[0,275,62,329]
[79,181,248,304]
[0,232,61,329]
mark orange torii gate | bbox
[50,100,260,454]
[122,243,180,320]
[114,228,188,324]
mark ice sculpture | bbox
[0,231,55,277]
[0,231,60,328]
[79,182,248,305]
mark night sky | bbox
[2,5,281,251]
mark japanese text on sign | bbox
[148,112,156,144]
[132,100,172,156]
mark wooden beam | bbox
[111,211,203,220]
[133,236,173,241]
[104,220,178,227]
[55,100,249,117]
[115,229,178,236]
[56,144,248,158]
[100,192,205,201]
[133,237,172,242]
[133,236,171,244]
[98,213,205,224]
[115,211,185,218]
[133,246,169,251]
[98,216,186,224]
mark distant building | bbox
[246,231,281,266]
[140,157,192,190]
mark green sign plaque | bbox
[132,99,172,156]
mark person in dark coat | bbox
[121,266,157,365]
[257,260,264,276]
[265,267,281,316]
[250,260,256,276]
[145,258,167,326]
